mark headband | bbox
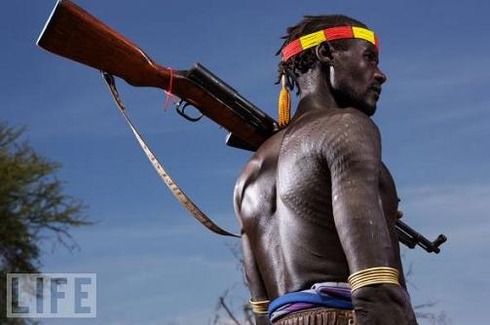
[281,26,379,62]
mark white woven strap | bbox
[102,72,239,238]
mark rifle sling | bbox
[102,72,240,238]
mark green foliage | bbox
[0,121,91,324]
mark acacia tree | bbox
[0,121,91,324]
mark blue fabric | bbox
[268,291,353,315]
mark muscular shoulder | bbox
[235,130,284,193]
[282,108,380,159]
[318,108,380,144]
[317,108,381,166]
[234,130,285,227]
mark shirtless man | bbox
[234,15,418,325]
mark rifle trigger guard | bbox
[175,100,203,122]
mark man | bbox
[234,15,418,325]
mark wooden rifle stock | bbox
[37,0,277,151]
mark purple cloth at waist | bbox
[269,282,353,322]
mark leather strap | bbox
[102,72,239,238]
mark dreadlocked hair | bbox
[276,15,368,94]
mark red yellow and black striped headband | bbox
[281,26,379,62]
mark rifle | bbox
[396,219,447,254]
[37,0,447,253]
[37,0,277,152]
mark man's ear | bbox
[315,42,334,65]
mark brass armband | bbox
[249,299,270,315]
[348,266,400,293]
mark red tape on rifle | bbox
[102,72,239,238]
[164,67,175,110]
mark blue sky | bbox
[2,0,489,324]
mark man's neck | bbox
[296,66,338,115]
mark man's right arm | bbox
[323,111,417,324]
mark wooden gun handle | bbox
[37,0,171,89]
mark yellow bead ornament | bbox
[278,74,291,128]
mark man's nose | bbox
[375,67,387,84]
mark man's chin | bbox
[357,103,377,116]
[365,104,377,116]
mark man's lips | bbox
[370,85,382,99]
[370,85,382,96]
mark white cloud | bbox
[398,182,490,324]
[398,183,490,246]
[401,182,490,219]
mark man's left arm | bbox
[241,232,270,325]
[234,170,271,325]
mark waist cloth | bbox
[269,282,354,324]
[272,307,355,325]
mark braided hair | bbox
[276,15,368,93]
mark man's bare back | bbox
[235,106,405,292]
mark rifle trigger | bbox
[175,100,204,122]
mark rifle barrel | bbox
[395,220,447,254]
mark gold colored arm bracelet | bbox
[348,266,400,292]
[249,299,270,315]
